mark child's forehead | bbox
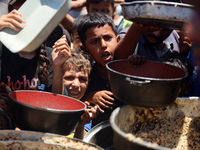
[85,24,115,37]
[63,65,90,75]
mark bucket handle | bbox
[0,109,14,129]
[126,77,151,85]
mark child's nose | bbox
[101,39,107,48]
[72,78,80,87]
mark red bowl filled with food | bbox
[8,90,86,135]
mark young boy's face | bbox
[71,29,83,50]
[88,1,114,17]
[63,66,89,100]
[83,24,119,67]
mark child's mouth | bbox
[102,52,111,61]
[69,91,79,96]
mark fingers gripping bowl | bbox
[106,59,187,107]
[8,90,87,135]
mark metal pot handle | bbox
[126,77,151,85]
[0,109,14,129]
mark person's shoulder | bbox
[118,26,130,39]
[122,18,133,29]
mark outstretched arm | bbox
[114,23,162,59]
[51,35,71,94]
[60,14,74,32]
[74,101,101,139]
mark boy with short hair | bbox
[62,48,100,139]
[77,12,164,127]
[77,12,123,127]
[86,0,132,34]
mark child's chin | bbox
[69,93,80,100]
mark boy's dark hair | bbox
[86,0,114,10]
[71,15,86,36]
[77,12,117,46]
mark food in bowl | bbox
[0,130,103,150]
[110,97,200,150]
[126,109,200,149]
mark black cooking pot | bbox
[106,59,187,107]
[8,90,86,135]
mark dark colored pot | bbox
[106,60,187,107]
[83,120,113,149]
[8,90,86,135]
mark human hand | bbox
[128,55,146,67]
[177,30,193,55]
[0,86,12,116]
[0,9,26,31]
[79,101,101,125]
[52,35,71,68]
[92,90,115,111]
[71,0,87,9]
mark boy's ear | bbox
[116,35,120,43]
[70,33,73,42]
[80,45,86,52]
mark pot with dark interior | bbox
[83,120,113,150]
[8,90,86,135]
[106,59,187,107]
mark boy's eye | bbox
[102,9,109,14]
[91,39,97,44]
[91,9,98,13]
[65,76,74,81]
[104,36,112,41]
[79,77,88,83]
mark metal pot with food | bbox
[0,130,104,150]
[110,97,200,150]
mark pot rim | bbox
[106,59,188,81]
[8,90,87,113]
[110,106,172,150]
[83,120,111,143]
[120,1,194,8]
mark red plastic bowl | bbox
[9,90,86,135]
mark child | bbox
[70,15,84,50]
[77,12,124,127]
[62,48,91,100]
[86,0,132,34]
[62,48,100,139]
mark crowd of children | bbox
[0,0,200,141]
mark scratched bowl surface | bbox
[121,1,194,29]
